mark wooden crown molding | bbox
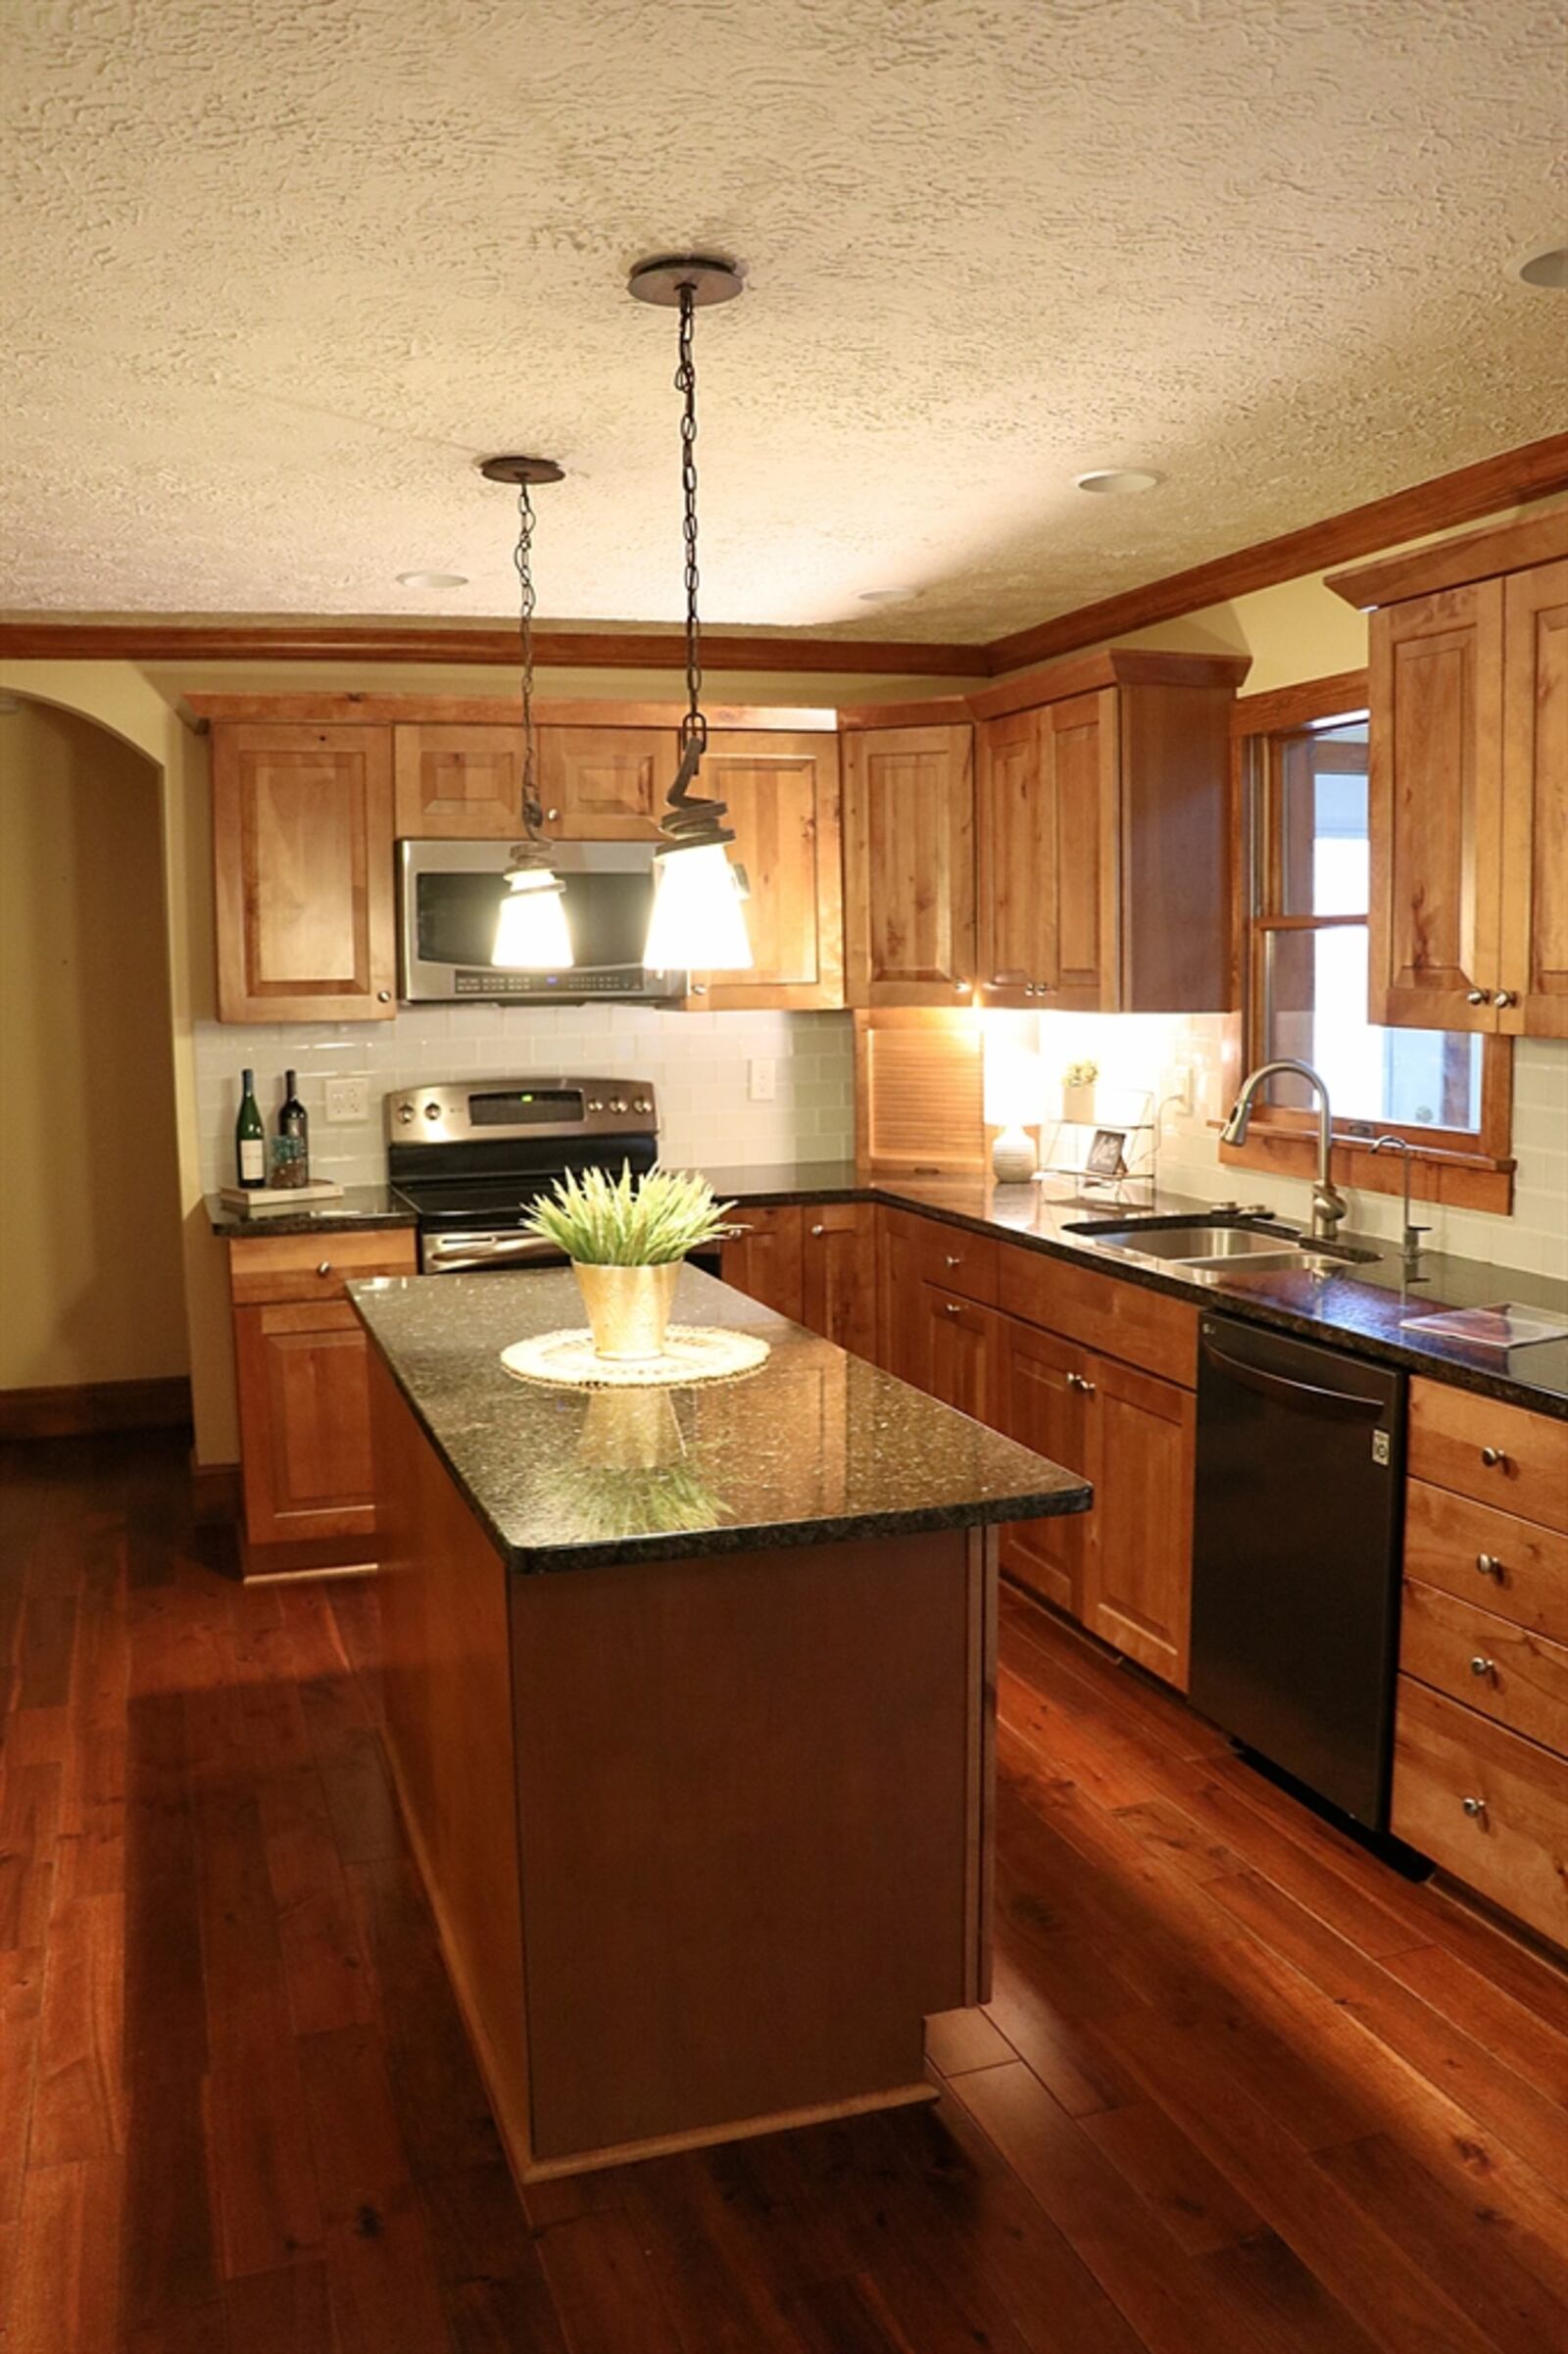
[963,646,1250,723]
[984,430,1568,673]
[1325,504,1568,611]
[1230,668,1369,737]
[181,692,839,731]
[0,615,985,679]
[4,435,1563,690]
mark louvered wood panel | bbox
[864,1023,985,1172]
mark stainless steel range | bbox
[386,1077,679,1276]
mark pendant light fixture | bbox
[629,255,754,972]
[478,453,573,970]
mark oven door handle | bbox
[425,1232,555,1270]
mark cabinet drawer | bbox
[1404,1480,1568,1643]
[883,1209,1000,1305]
[1399,1578,1568,1755]
[1391,1678,1568,1950]
[1408,1379,1568,1533]
[1004,1247,1198,1389]
[229,1228,417,1305]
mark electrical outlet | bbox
[749,1057,775,1103]
[1168,1062,1195,1115]
[324,1076,369,1124]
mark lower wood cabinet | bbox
[800,1203,876,1359]
[1077,1355,1196,1691]
[922,1286,1004,1427]
[721,1205,805,1321]
[228,1228,417,1556]
[1391,1678,1568,1951]
[234,1301,378,1545]
[722,1202,878,1357]
[996,1319,1093,1619]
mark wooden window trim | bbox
[1223,673,1514,1215]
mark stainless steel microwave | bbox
[396,839,687,1005]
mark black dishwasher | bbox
[1189,1315,1405,1830]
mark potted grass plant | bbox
[523,1163,739,1362]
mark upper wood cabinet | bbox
[1331,513,1568,1040]
[394,722,526,837]
[688,731,843,1009]
[213,722,396,1021]
[973,662,1243,1013]
[538,726,668,838]
[842,723,976,1006]
[1498,558,1568,1038]
[393,721,668,839]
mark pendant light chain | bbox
[676,281,707,757]
[513,479,547,840]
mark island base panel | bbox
[513,1529,987,2167]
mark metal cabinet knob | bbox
[545,807,561,821]
[1465,989,1487,1005]
[944,1253,961,1268]
[1066,1372,1098,1396]
[809,1223,826,1237]
[317,1261,331,1277]
[955,980,971,995]
[944,1301,962,1316]
[1493,990,1517,1007]
[376,989,391,1002]
[1476,1552,1501,1578]
[691,982,709,995]
[1461,1794,1487,1818]
[1480,1446,1508,1468]
[1469,1655,1496,1679]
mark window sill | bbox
[1216,1126,1514,1218]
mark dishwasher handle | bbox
[1201,1334,1386,1420]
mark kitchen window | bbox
[1231,674,1512,1210]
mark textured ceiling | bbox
[1,0,1563,640]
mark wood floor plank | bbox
[226,2255,339,2354]
[262,1762,376,2035]
[923,2002,1016,2076]
[1382,1937,1568,2098]
[0,1948,42,2223]
[27,1889,124,2166]
[534,2207,690,2354]
[1079,2097,1265,2256]
[6,2157,122,2354]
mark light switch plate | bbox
[324,1075,369,1124]
[749,1058,775,1103]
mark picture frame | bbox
[1084,1125,1129,1180]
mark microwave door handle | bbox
[1201,1339,1384,1419]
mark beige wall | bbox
[0,700,189,1391]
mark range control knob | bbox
[610,1098,628,1113]
[634,1097,652,1113]
[397,1104,416,1124]
[423,1102,441,1120]
[588,1099,605,1112]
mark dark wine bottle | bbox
[278,1068,310,1184]
[235,1068,266,1189]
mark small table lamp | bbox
[985,1047,1044,1183]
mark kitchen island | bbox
[350,1261,1089,2183]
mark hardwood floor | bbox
[2,1428,1566,2353]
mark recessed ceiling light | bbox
[1515,243,1568,289]
[396,569,468,588]
[858,588,915,604]
[1075,468,1164,495]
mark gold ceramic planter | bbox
[571,1260,680,1362]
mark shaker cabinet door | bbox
[234,1300,377,1545]
[720,1205,806,1322]
[1497,559,1568,1039]
[843,725,976,1005]
[1368,584,1505,1031]
[214,723,396,1021]
[801,1203,876,1359]
[997,1317,1092,1618]
[393,723,526,837]
[1079,1354,1195,1691]
[689,732,844,1008]
[538,727,669,838]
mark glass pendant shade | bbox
[644,841,753,972]
[492,867,572,969]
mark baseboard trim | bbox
[191,1457,241,1524]
[0,1375,193,1441]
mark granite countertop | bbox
[868,1176,1568,1417]
[348,1261,1091,1573]
[207,1184,416,1239]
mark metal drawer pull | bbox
[1461,1794,1488,1819]
[317,1261,332,1277]
[1066,1372,1098,1396]
[1476,1552,1502,1578]
[1466,989,1487,1005]
[944,1301,962,1317]
[1469,1656,1496,1679]
[944,1253,962,1267]
[1480,1446,1509,1468]
[809,1223,826,1237]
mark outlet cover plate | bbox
[324,1076,369,1124]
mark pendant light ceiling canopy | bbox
[479,453,572,971]
[629,253,754,975]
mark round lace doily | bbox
[499,1325,771,1390]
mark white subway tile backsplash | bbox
[195,1006,856,1195]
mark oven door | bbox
[420,1231,723,1280]
[398,839,686,1004]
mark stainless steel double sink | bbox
[1063,1215,1381,1278]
